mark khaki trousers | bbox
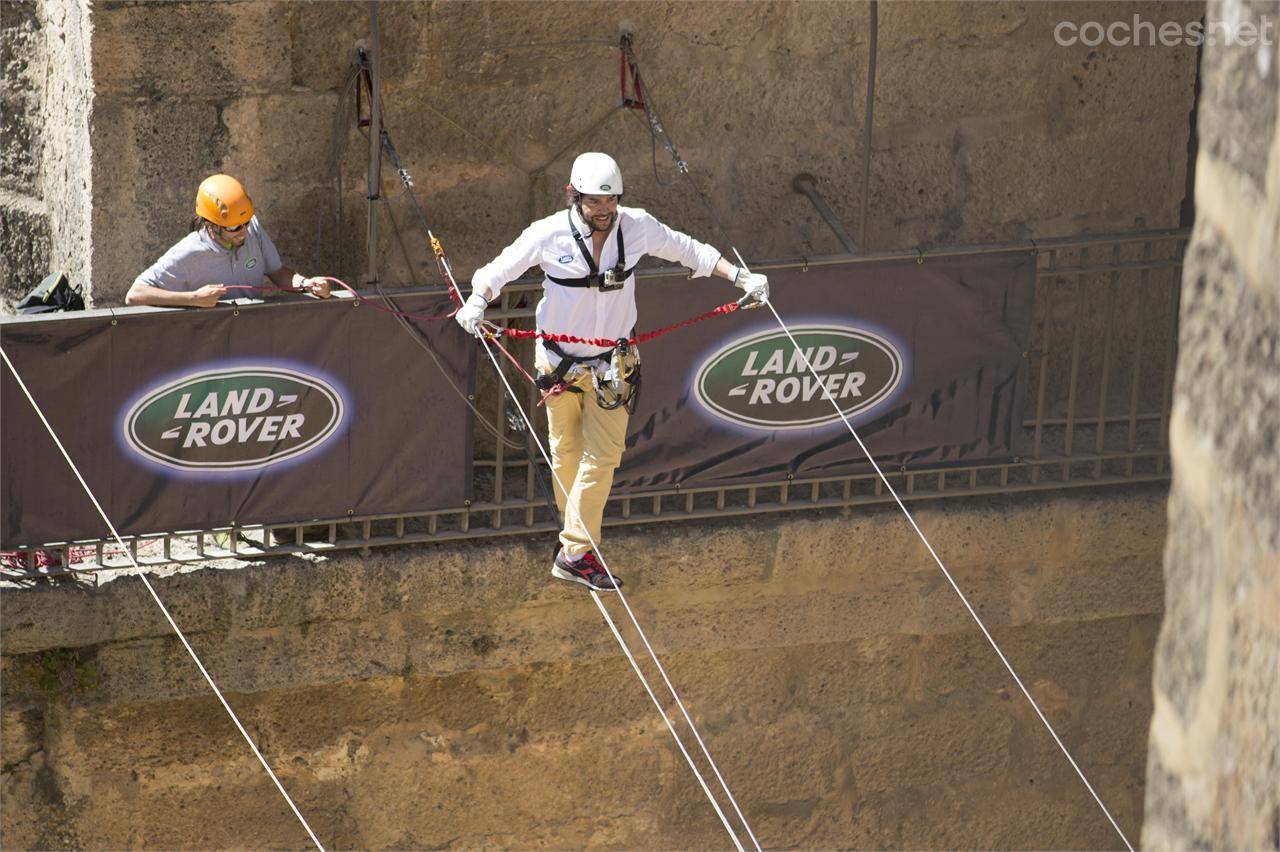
[537,354,630,560]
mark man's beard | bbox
[580,206,616,233]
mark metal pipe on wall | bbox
[365,1,383,286]
[859,0,878,248]
[792,173,859,253]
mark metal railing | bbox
[1,229,1187,582]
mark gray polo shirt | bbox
[133,216,284,298]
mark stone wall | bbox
[2,490,1165,849]
[1142,0,1280,848]
[73,0,1199,305]
[0,0,93,310]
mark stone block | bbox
[89,97,228,305]
[93,1,291,98]
[1143,2,1279,843]
[0,0,43,195]
[1194,0,1279,193]
[0,199,52,304]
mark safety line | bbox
[224,279,522,454]
[223,282,457,322]
[746,255,1135,852]
[621,38,1130,843]
[350,62,760,846]
[474,335,758,852]
[0,347,326,852]
[491,298,744,350]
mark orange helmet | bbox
[195,174,254,228]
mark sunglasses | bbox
[220,222,249,233]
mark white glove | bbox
[734,269,770,304]
[455,292,489,337]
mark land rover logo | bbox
[694,325,903,429]
[124,367,345,471]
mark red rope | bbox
[619,35,646,110]
[489,334,538,386]
[494,299,743,349]
[633,300,742,344]
[223,282,742,349]
[224,282,747,390]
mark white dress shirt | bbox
[471,204,723,365]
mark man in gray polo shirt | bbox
[126,174,337,309]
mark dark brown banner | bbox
[615,252,1036,490]
[1,294,474,546]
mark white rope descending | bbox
[740,254,1135,852]
[0,347,326,852]
[475,335,760,852]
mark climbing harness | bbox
[0,348,326,851]
[532,337,642,412]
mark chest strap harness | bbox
[537,211,641,410]
[546,210,636,291]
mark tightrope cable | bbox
[0,347,326,852]
[352,48,761,842]
[623,34,1132,841]
[739,253,1135,852]
[472,332,758,852]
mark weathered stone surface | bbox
[1143,1,1280,848]
[88,97,230,300]
[2,490,1164,848]
[0,1,1208,848]
[38,0,94,294]
[1194,0,1279,193]
[60,0,1202,306]
[1,0,94,306]
[2,3,62,304]
[1,0,43,196]
[0,196,52,308]
[93,0,292,99]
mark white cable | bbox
[589,591,744,852]
[0,347,326,852]
[475,335,753,852]
[439,242,761,849]
[738,248,1134,852]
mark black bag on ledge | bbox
[16,271,86,315]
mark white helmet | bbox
[570,152,623,195]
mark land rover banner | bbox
[613,251,1035,491]
[1,293,474,546]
